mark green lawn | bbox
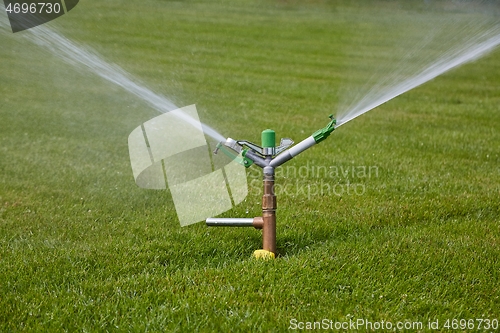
[1,0,499,331]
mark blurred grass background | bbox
[0,0,499,331]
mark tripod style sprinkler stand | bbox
[207,115,336,259]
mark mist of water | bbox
[336,4,500,127]
[0,13,226,142]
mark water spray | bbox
[206,114,336,259]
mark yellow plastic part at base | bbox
[253,250,275,260]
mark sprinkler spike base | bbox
[253,249,275,260]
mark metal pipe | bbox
[261,170,276,254]
[270,136,317,168]
[242,149,267,168]
[206,217,263,229]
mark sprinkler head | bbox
[206,113,337,258]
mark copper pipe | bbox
[262,174,276,254]
[252,216,264,229]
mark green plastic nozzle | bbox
[312,114,336,144]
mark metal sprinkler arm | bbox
[241,149,267,168]
[214,141,254,167]
[216,137,270,168]
[270,114,336,168]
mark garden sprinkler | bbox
[206,114,336,259]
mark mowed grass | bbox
[0,0,499,331]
